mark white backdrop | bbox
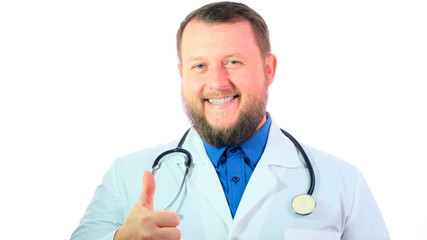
[1,0,426,239]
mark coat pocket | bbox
[284,227,341,240]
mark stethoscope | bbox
[152,128,316,215]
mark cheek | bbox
[232,67,265,88]
[182,80,203,105]
[239,80,260,95]
[239,78,268,104]
[183,77,205,95]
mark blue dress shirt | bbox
[203,113,272,217]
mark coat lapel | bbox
[231,122,302,230]
[182,129,234,227]
[179,123,304,235]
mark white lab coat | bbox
[71,121,390,239]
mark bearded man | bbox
[71,2,389,240]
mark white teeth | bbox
[208,96,235,105]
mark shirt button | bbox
[232,176,240,182]
[230,148,237,153]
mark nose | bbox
[208,64,232,90]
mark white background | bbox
[1,0,426,239]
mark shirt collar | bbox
[203,112,272,168]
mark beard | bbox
[182,80,269,148]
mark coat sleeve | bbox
[70,159,124,240]
[341,171,390,239]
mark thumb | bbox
[140,170,156,211]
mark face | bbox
[179,20,277,147]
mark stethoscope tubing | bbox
[280,129,315,196]
[152,129,192,173]
[151,129,192,210]
[152,127,316,213]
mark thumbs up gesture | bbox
[114,171,181,240]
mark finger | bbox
[140,171,156,211]
[156,227,182,240]
[153,211,180,228]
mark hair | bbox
[176,1,271,62]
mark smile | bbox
[207,96,237,105]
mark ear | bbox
[265,54,277,86]
[178,63,183,78]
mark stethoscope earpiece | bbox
[292,194,316,215]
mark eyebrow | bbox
[186,54,246,63]
[185,57,205,63]
[224,53,246,60]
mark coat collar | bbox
[182,120,302,168]
[230,121,303,228]
[173,120,305,230]
[181,128,234,226]
[260,120,302,168]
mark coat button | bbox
[232,176,240,182]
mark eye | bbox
[225,59,242,68]
[193,63,206,69]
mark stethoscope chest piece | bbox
[292,194,316,215]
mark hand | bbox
[114,171,181,240]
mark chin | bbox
[206,116,239,131]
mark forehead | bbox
[180,20,260,61]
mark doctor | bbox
[71,2,390,239]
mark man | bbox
[71,2,390,239]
